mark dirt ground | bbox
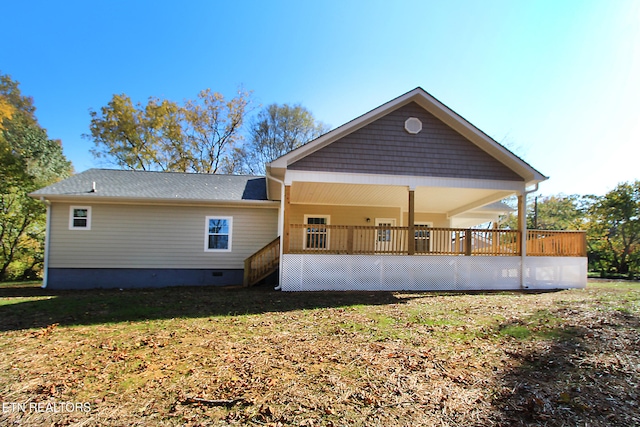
[0,281,638,426]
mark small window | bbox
[205,217,232,252]
[404,117,422,134]
[69,206,91,230]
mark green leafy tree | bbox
[0,73,72,280]
[586,181,640,278]
[529,195,588,230]
[498,194,588,231]
[86,89,251,174]
[244,103,329,174]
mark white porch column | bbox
[518,193,527,289]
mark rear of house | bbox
[32,87,587,290]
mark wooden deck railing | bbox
[526,230,587,257]
[243,236,280,287]
[286,225,586,257]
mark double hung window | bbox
[69,206,91,230]
[205,217,232,252]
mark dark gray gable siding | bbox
[289,102,524,181]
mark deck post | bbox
[243,258,251,287]
[283,185,291,254]
[408,188,415,255]
[518,194,526,257]
[492,222,498,254]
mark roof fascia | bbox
[265,165,286,201]
[30,194,279,208]
[409,91,547,185]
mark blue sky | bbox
[2,0,638,196]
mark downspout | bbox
[268,174,286,291]
[40,197,52,289]
[520,183,539,289]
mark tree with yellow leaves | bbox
[0,72,72,280]
[86,88,251,174]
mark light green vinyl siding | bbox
[48,202,278,269]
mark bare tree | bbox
[244,103,329,174]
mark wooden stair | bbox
[243,237,280,287]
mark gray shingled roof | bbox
[30,169,269,201]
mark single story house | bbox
[31,88,587,291]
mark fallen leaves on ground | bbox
[0,281,638,426]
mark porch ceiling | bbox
[290,182,514,216]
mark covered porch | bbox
[255,87,588,291]
[279,223,586,291]
[279,178,542,257]
[245,178,587,291]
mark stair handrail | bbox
[243,236,281,287]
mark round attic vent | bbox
[404,117,422,134]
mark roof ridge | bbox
[82,168,265,179]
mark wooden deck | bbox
[244,226,586,287]
[285,224,586,257]
[526,230,587,256]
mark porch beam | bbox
[408,189,415,255]
[284,170,526,192]
[446,192,514,219]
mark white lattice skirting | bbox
[280,255,587,291]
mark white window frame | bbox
[303,215,330,250]
[414,221,433,252]
[69,206,92,230]
[204,216,233,252]
[375,218,396,242]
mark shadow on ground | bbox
[0,282,427,331]
[491,308,640,426]
[0,282,565,332]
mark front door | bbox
[414,222,432,253]
[375,218,396,252]
[304,215,330,250]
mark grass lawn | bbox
[0,281,638,426]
